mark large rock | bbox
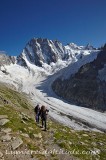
[33,133,42,139]
[1,134,11,141]
[11,137,23,150]
[0,119,9,126]
[1,128,12,133]
[21,133,29,138]
[0,151,3,158]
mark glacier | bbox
[0,39,106,132]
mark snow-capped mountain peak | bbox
[0,52,15,67]
[1,38,106,132]
[84,43,95,50]
[65,42,84,50]
[16,38,99,74]
[17,38,67,68]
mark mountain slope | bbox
[0,57,106,132]
[17,38,66,67]
[0,83,106,160]
[16,38,99,74]
[52,44,106,111]
[0,52,15,73]
[0,38,106,133]
[0,82,73,160]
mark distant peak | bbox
[85,43,95,50]
[28,37,50,44]
[68,42,78,47]
[66,43,84,50]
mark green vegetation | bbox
[49,122,106,160]
[0,82,106,160]
[0,83,31,109]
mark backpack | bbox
[41,109,49,120]
[41,110,46,120]
[34,105,39,114]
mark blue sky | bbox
[0,0,106,56]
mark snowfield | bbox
[0,62,106,132]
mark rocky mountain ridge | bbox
[0,52,15,65]
[0,38,98,71]
[16,38,98,68]
[0,38,105,112]
[17,38,67,67]
[52,44,106,111]
[0,52,15,73]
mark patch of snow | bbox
[26,45,34,58]
[0,48,105,132]
[63,50,99,79]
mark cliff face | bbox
[52,46,106,111]
[17,38,98,69]
[0,53,15,74]
[0,53,15,67]
[17,38,67,67]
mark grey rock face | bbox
[21,133,29,138]
[1,134,11,141]
[17,38,67,67]
[0,119,9,126]
[17,38,98,70]
[11,137,23,150]
[52,47,106,111]
[0,53,15,75]
[0,115,9,126]
[84,43,96,50]
[0,53,15,67]
[0,151,3,158]
[1,128,12,133]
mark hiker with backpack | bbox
[34,104,40,123]
[40,105,49,131]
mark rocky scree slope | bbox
[52,44,106,111]
[0,83,106,160]
[0,82,78,160]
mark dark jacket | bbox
[41,109,49,120]
[34,105,40,114]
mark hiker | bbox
[34,104,40,123]
[40,105,49,131]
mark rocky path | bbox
[0,84,106,160]
[0,112,77,160]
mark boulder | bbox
[0,119,9,126]
[1,134,11,141]
[1,128,12,133]
[11,137,23,150]
[21,133,29,138]
[33,133,42,139]
[0,151,3,158]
